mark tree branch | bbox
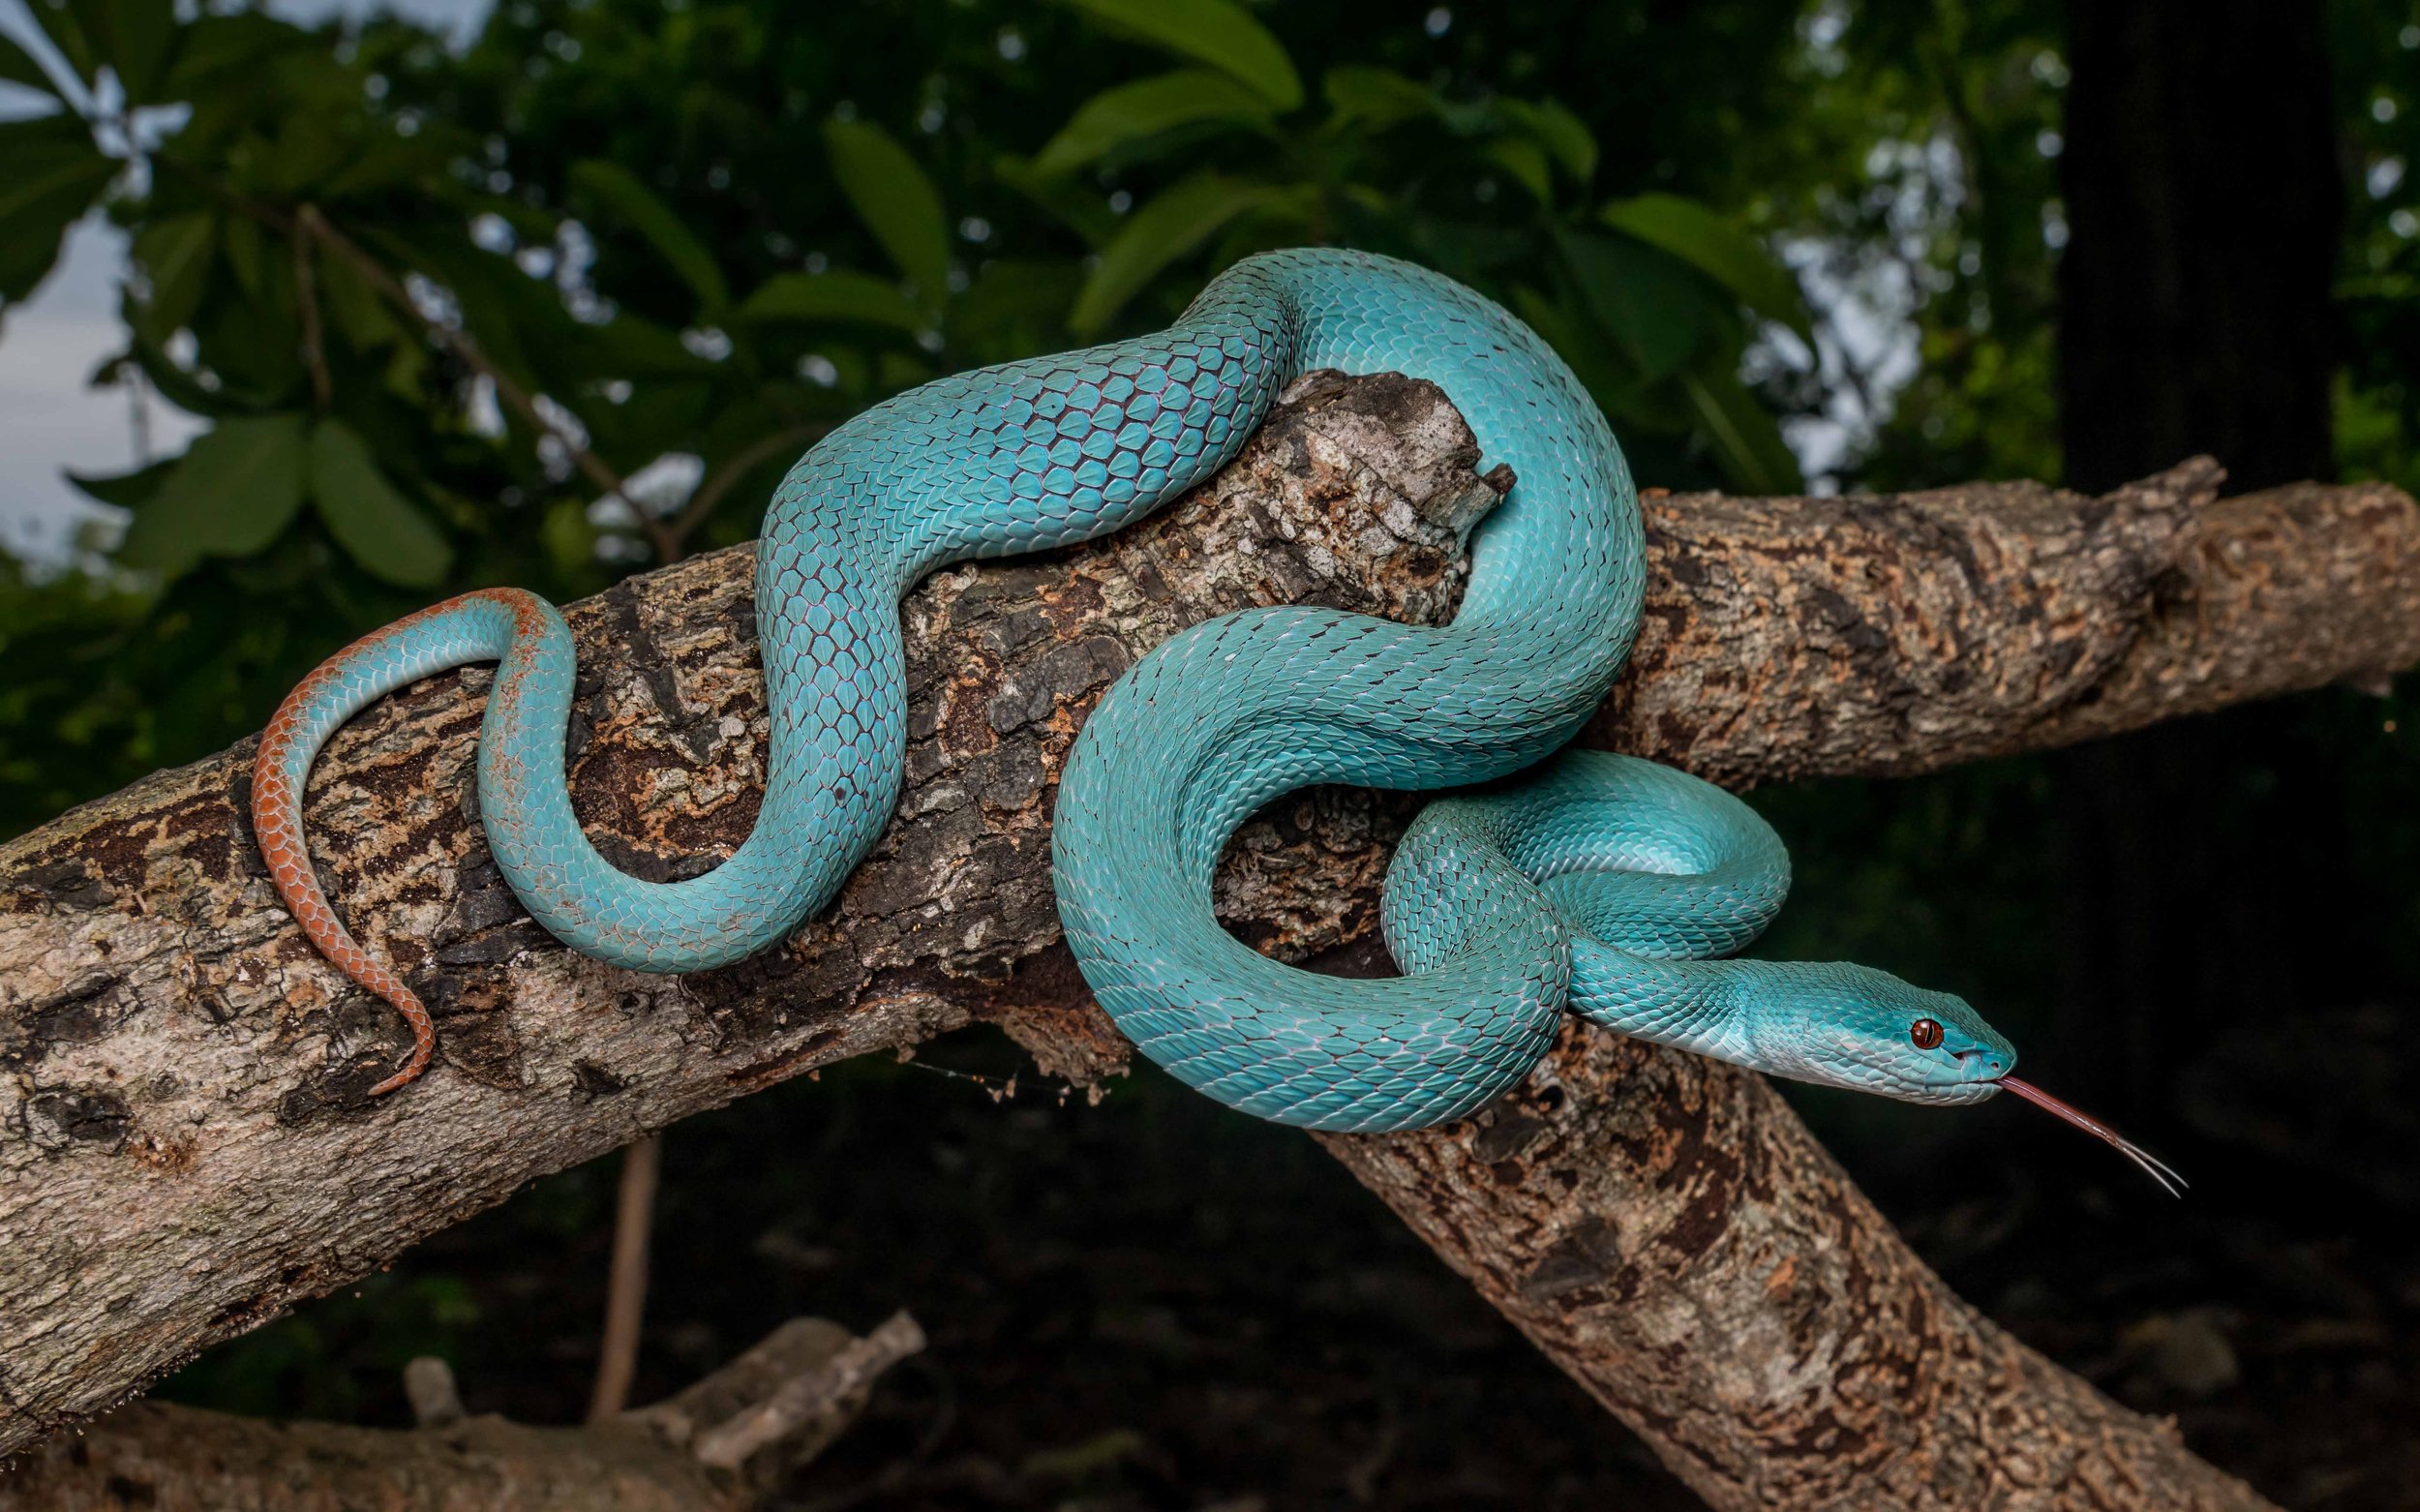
[5,372,2411,1503]
[0,1312,920,1509]
[1588,454,2418,781]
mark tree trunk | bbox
[6,372,2414,1504]
[2055,0,2350,1118]
[2060,0,2339,496]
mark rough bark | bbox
[1586,454,2417,782]
[0,1312,922,1509]
[1321,1000,2249,1508]
[5,370,2414,1502]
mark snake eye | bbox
[1910,1018,1945,1050]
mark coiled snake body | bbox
[257,250,2179,1180]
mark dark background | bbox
[2,1,2416,1506]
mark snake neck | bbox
[1564,946,1752,1065]
[1564,954,1992,1100]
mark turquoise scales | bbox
[255,249,2183,1185]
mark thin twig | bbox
[198,178,788,566]
[658,422,826,560]
[588,1133,663,1421]
[127,364,152,468]
[154,163,634,512]
[292,225,333,415]
[290,205,671,558]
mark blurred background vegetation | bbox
[1,0,2416,1507]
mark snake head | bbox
[1750,962,2014,1107]
[1744,962,2186,1195]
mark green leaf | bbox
[1061,0,1302,111]
[735,271,928,334]
[1033,69,1274,178]
[321,132,459,201]
[256,110,365,196]
[875,349,934,391]
[1483,136,1553,203]
[1321,65,1441,131]
[0,115,117,305]
[315,247,401,352]
[1558,227,1719,384]
[823,119,952,308]
[570,160,730,316]
[1600,193,1809,340]
[0,114,109,223]
[1,30,63,96]
[162,12,308,96]
[377,336,428,403]
[116,415,308,577]
[65,456,174,510]
[121,326,226,416]
[24,0,96,85]
[131,211,213,340]
[1497,98,1596,184]
[1070,170,1269,334]
[1680,359,1803,495]
[585,378,712,470]
[576,313,719,378]
[308,420,452,588]
[541,495,602,578]
[1511,285,1634,412]
[691,397,795,470]
[994,153,1118,248]
[96,0,174,102]
[953,258,1087,348]
[218,211,269,303]
[376,229,541,396]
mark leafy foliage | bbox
[1008,2,1809,488]
[0,0,1837,837]
[1,0,2413,844]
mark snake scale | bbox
[254,249,2179,1186]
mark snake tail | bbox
[253,588,569,1093]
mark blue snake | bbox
[254,249,2179,1188]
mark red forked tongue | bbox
[1998,1077,2189,1197]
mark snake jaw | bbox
[1996,1076,2190,1197]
